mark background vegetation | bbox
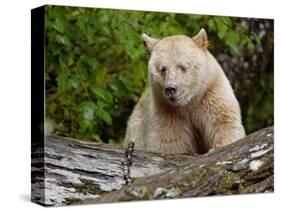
[45,5,273,145]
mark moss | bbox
[225,155,235,161]
[59,178,104,195]
[174,161,250,196]
[175,165,211,196]
[63,198,81,205]
[140,186,153,199]
[118,191,136,202]
[223,172,235,190]
[79,179,104,195]
[119,185,154,201]
[218,172,242,194]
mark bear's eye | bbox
[178,64,187,73]
[159,66,167,74]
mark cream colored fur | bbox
[124,29,245,154]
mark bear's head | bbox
[142,29,210,106]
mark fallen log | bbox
[31,127,274,206]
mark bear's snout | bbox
[165,85,177,98]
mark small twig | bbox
[122,142,135,184]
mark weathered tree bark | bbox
[31,127,273,206]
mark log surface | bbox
[31,127,274,206]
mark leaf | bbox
[83,103,95,120]
[215,18,228,39]
[55,34,72,48]
[96,106,112,126]
[56,70,70,92]
[207,19,216,31]
[91,86,113,104]
[91,134,103,143]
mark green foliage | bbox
[45,5,273,143]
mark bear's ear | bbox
[192,28,208,50]
[141,33,159,53]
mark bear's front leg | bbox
[209,123,245,151]
[198,97,246,152]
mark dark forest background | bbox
[45,5,273,145]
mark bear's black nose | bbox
[165,86,177,97]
